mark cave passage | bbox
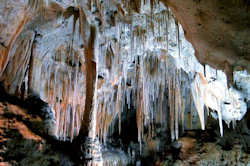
[0,0,249,165]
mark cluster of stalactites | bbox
[91,0,247,148]
[37,52,86,140]
[0,0,247,144]
[137,52,186,143]
[89,0,186,146]
[93,50,192,148]
[0,0,88,141]
[191,69,247,137]
[1,37,86,141]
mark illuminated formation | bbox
[0,0,248,165]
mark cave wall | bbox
[0,0,249,144]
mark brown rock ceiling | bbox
[162,0,250,76]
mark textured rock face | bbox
[0,101,75,166]
[0,1,249,165]
[162,0,250,77]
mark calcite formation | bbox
[0,1,248,156]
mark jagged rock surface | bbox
[0,0,249,165]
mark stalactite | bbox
[0,1,247,152]
[190,91,193,129]
[27,38,36,95]
[0,12,29,77]
[191,73,205,130]
[136,86,143,154]
[83,0,247,147]
[3,31,35,96]
[181,93,185,133]
[175,19,181,58]
[174,77,178,140]
[168,79,175,141]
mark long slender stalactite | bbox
[78,8,97,139]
